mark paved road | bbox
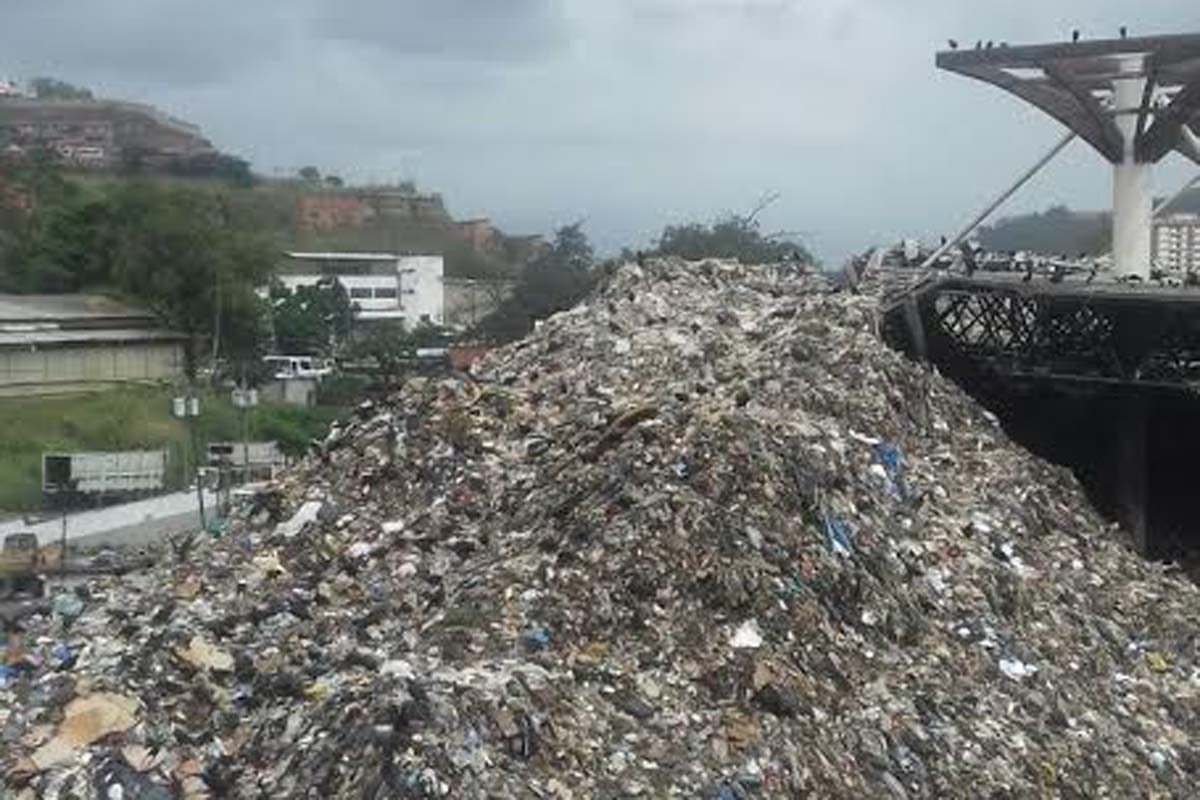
[1,491,211,626]
[0,489,214,549]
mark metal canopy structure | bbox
[937,34,1200,164]
[937,33,1200,277]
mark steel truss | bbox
[923,287,1200,386]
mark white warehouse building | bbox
[277,252,445,328]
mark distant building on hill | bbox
[455,218,500,255]
[277,252,445,328]
[453,217,548,262]
[0,294,185,397]
[0,97,213,170]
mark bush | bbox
[656,213,813,264]
[316,374,372,407]
[254,405,341,459]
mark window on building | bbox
[349,288,372,299]
[374,287,398,299]
[420,314,432,324]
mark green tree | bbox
[0,176,276,375]
[99,182,275,378]
[216,288,273,387]
[352,321,415,388]
[270,277,354,356]
[124,188,259,373]
[350,321,453,386]
[476,222,595,343]
[0,158,95,292]
[656,212,813,264]
[27,193,117,287]
[29,77,94,101]
[298,166,321,183]
[165,153,256,187]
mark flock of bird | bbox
[946,27,1129,51]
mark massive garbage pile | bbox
[3,258,1199,798]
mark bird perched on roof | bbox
[1120,26,1128,39]
[986,40,994,49]
[975,40,982,50]
[1072,30,1081,43]
[948,39,958,49]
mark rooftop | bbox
[0,327,186,348]
[285,252,401,262]
[0,294,154,324]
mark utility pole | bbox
[59,494,67,576]
[232,376,259,500]
[189,396,205,531]
[54,477,76,574]
[174,393,205,531]
[211,273,222,381]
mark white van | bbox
[263,355,333,381]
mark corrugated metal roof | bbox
[0,294,153,323]
[0,327,186,348]
[286,251,400,261]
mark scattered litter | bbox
[2,258,1197,797]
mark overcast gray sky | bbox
[2,1,1198,262]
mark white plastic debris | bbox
[730,619,764,650]
[998,657,1038,681]
[274,500,323,539]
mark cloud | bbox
[312,0,568,62]
[1,0,1197,262]
[0,0,298,88]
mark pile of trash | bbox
[3,258,1199,798]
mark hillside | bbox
[978,187,1200,257]
[0,80,541,281]
[57,172,538,280]
[977,204,1110,255]
[1168,185,1200,214]
[0,92,218,174]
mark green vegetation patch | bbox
[0,385,339,511]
